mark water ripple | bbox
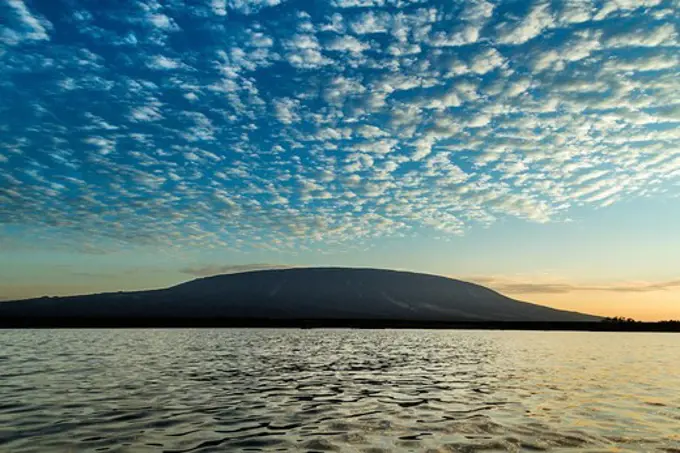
[0,329,679,452]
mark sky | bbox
[1,0,679,321]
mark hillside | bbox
[0,267,600,322]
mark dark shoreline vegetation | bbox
[1,317,679,331]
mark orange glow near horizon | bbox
[498,289,680,322]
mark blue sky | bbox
[1,0,679,319]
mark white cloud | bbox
[332,0,385,7]
[83,137,116,155]
[148,13,176,30]
[602,53,679,73]
[430,25,481,47]
[430,0,494,47]
[531,30,601,71]
[351,11,391,35]
[287,48,331,68]
[496,1,554,45]
[357,125,388,138]
[605,23,677,48]
[3,0,51,44]
[247,31,274,48]
[147,55,182,70]
[466,113,491,128]
[461,0,495,22]
[286,33,318,50]
[657,104,680,121]
[411,137,434,161]
[470,48,506,74]
[324,76,366,106]
[227,0,284,15]
[129,103,163,122]
[505,77,532,97]
[273,98,300,124]
[327,35,369,53]
[285,33,332,68]
[556,0,594,24]
[212,0,227,16]
[420,87,463,110]
[181,112,216,142]
[351,139,398,155]
[594,0,663,20]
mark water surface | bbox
[1,329,679,452]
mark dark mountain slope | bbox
[0,267,600,322]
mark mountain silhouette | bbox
[0,267,599,322]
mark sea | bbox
[1,329,678,452]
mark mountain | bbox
[0,267,600,323]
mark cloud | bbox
[273,97,301,124]
[129,103,163,122]
[605,23,677,48]
[531,29,602,72]
[147,13,176,31]
[356,125,388,138]
[496,1,554,45]
[556,0,594,24]
[602,53,679,72]
[327,35,369,54]
[430,0,494,47]
[3,0,52,44]
[461,0,495,22]
[323,75,366,106]
[351,11,390,35]
[469,47,506,74]
[83,136,116,155]
[227,0,284,15]
[471,276,680,294]
[594,0,664,20]
[211,0,228,16]
[285,33,331,68]
[332,0,385,7]
[147,55,183,70]
[1,0,678,255]
[180,263,294,277]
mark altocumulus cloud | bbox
[0,0,679,253]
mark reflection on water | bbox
[0,329,679,452]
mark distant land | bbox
[0,267,677,330]
[0,267,592,323]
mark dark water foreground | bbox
[1,329,679,452]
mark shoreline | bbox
[1,318,678,332]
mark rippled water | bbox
[1,329,679,452]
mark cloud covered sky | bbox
[1,0,679,319]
